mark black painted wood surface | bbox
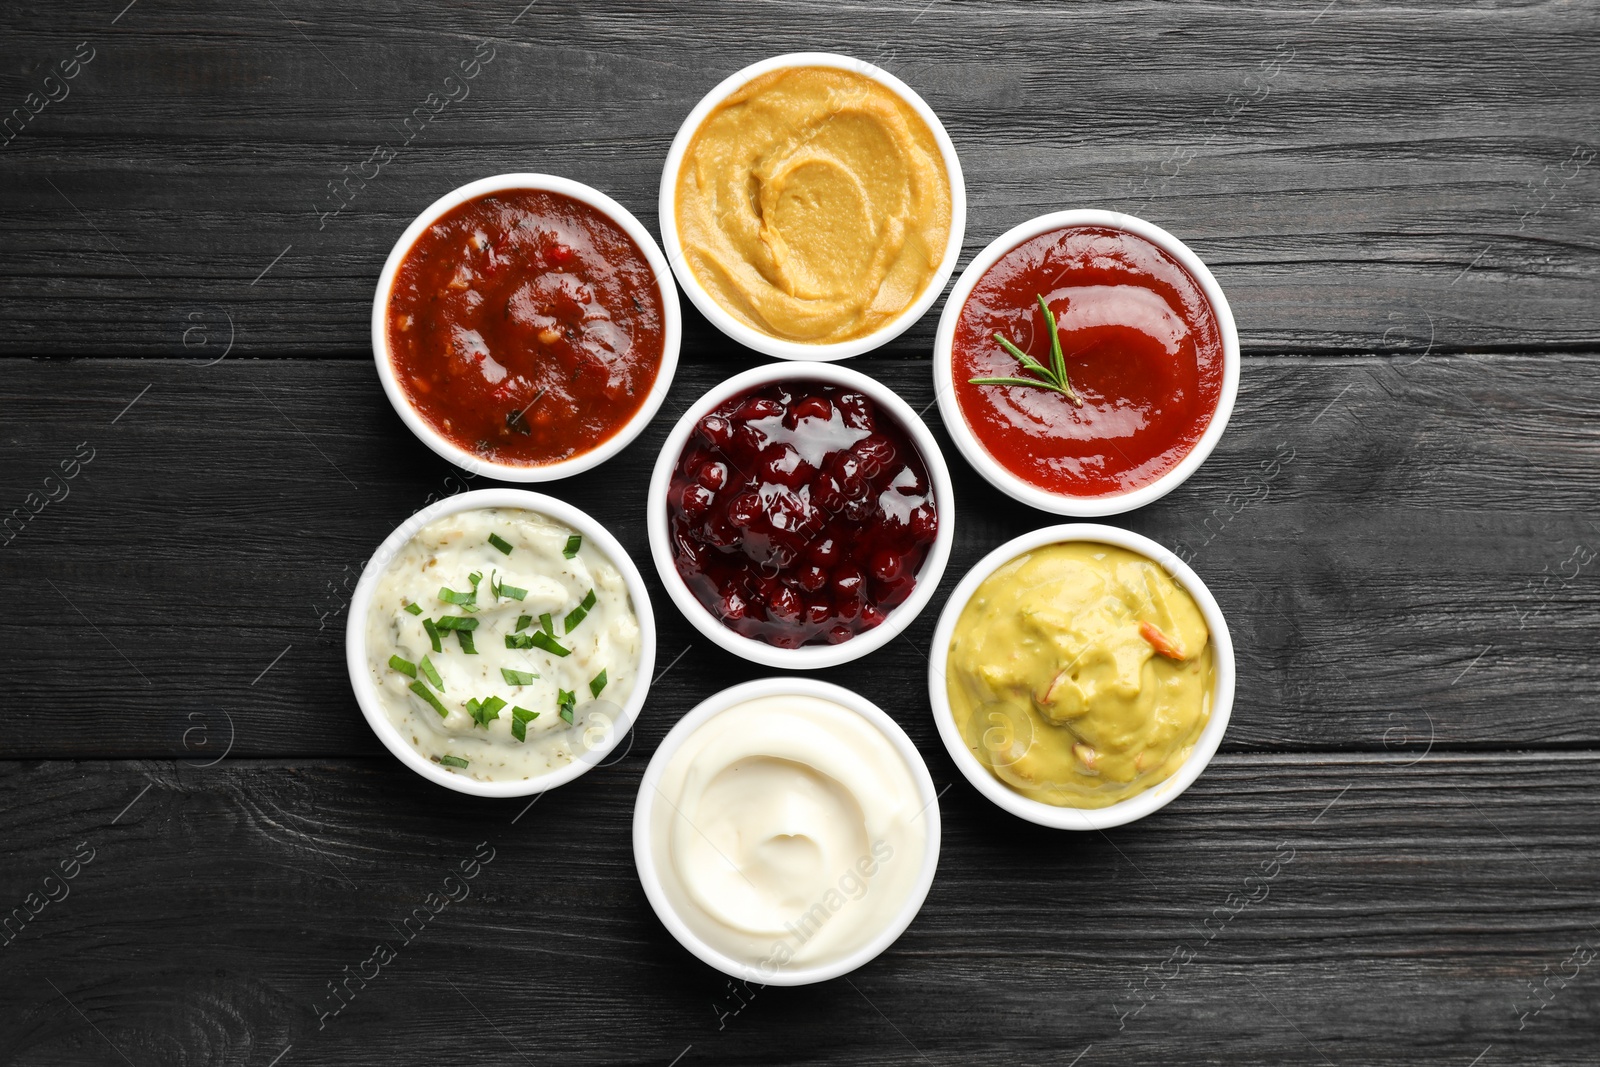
[2,1,1597,1065]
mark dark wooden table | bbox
[3,2,1598,1064]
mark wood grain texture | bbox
[1,0,1597,356]
[0,353,1596,758]
[4,0,1599,1061]
[1,754,1596,1066]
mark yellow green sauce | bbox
[945,542,1214,808]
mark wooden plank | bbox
[1,1,1597,356]
[0,353,1595,758]
[0,753,1596,1065]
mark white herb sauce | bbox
[366,507,639,781]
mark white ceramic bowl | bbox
[927,523,1235,830]
[633,677,942,985]
[345,488,656,797]
[647,361,955,670]
[933,210,1239,516]
[372,173,682,481]
[658,52,967,362]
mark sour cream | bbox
[365,506,639,782]
[643,691,932,977]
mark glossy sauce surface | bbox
[667,381,938,649]
[952,226,1223,497]
[646,693,929,973]
[387,189,665,467]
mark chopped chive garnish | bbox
[501,668,539,686]
[540,612,554,635]
[468,571,483,587]
[511,706,538,741]
[440,754,469,769]
[563,534,582,558]
[409,680,449,718]
[515,614,532,633]
[457,629,477,654]
[419,655,444,690]
[589,669,607,698]
[488,533,513,555]
[529,631,571,657]
[389,655,417,678]
[466,696,506,727]
[505,633,535,650]
[433,616,479,631]
[404,602,423,616]
[558,688,576,724]
[439,586,476,609]
[564,588,598,633]
[422,617,442,653]
[489,570,527,602]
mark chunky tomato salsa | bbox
[386,188,665,467]
[952,226,1224,497]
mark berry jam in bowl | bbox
[648,363,955,669]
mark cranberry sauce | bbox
[667,381,939,649]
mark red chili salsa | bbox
[952,226,1224,497]
[667,381,938,649]
[387,189,665,467]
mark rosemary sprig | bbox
[969,295,1083,406]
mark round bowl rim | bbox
[645,361,955,669]
[657,51,967,362]
[345,487,657,797]
[926,522,1235,829]
[931,209,1239,516]
[371,172,682,482]
[632,676,942,984]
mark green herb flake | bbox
[515,614,533,633]
[388,655,418,678]
[564,588,598,634]
[403,602,423,616]
[558,688,576,724]
[562,534,582,559]
[419,655,444,691]
[433,615,479,631]
[488,533,514,555]
[440,754,469,769]
[529,631,571,657]
[466,695,507,727]
[438,585,477,609]
[422,617,442,653]
[409,680,449,718]
[501,668,539,686]
[505,633,535,650]
[488,570,527,602]
[589,669,608,698]
[540,612,554,635]
[457,629,478,655]
[511,705,538,741]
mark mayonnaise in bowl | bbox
[633,679,940,985]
